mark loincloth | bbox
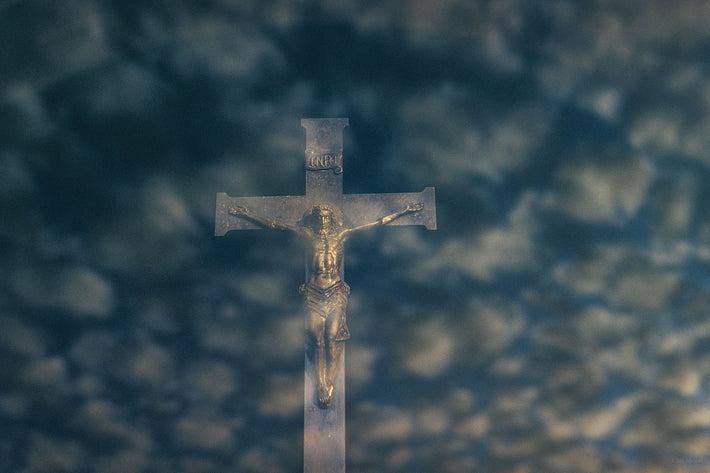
[299,281,350,341]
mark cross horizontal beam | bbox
[215,187,436,235]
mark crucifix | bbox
[215,118,436,472]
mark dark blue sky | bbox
[2,1,710,472]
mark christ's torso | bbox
[308,234,344,289]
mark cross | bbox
[215,118,436,473]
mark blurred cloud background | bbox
[2,0,710,472]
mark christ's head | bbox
[306,204,340,235]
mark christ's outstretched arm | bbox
[341,202,424,238]
[228,206,299,232]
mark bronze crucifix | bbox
[229,200,424,408]
[215,118,436,473]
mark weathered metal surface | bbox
[340,187,436,230]
[214,118,436,473]
[304,353,345,473]
[302,118,348,176]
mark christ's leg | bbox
[306,311,330,408]
[323,305,346,407]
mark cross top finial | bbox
[302,118,348,175]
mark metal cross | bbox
[215,118,436,473]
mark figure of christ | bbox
[228,202,424,408]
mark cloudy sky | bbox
[2,0,710,472]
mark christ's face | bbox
[311,206,335,234]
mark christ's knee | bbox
[324,314,343,343]
[307,315,325,346]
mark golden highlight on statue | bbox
[229,202,423,408]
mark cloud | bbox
[577,86,624,122]
[329,0,526,73]
[455,413,490,440]
[344,342,379,391]
[575,306,639,340]
[419,191,541,281]
[490,430,542,458]
[93,449,149,473]
[142,13,286,85]
[253,313,304,363]
[0,392,29,420]
[124,342,176,388]
[69,331,179,397]
[553,244,680,313]
[533,2,710,98]
[256,372,302,417]
[23,433,88,473]
[491,355,525,377]
[386,86,549,184]
[350,388,481,470]
[194,316,250,357]
[0,150,36,197]
[396,297,526,379]
[75,374,104,398]
[553,245,624,294]
[545,153,653,224]
[661,359,702,396]
[649,170,699,239]
[626,93,710,168]
[238,445,291,473]
[21,356,71,395]
[620,397,710,459]
[625,0,710,46]
[607,269,679,312]
[183,358,239,404]
[464,300,526,359]
[0,82,55,143]
[92,178,199,275]
[69,330,119,371]
[0,0,111,94]
[629,112,683,155]
[10,265,115,318]
[398,315,456,377]
[352,402,415,444]
[173,410,237,454]
[72,398,153,450]
[542,444,604,473]
[69,62,169,117]
[539,351,609,396]
[540,394,640,441]
[236,273,294,308]
[0,314,47,358]
[655,319,710,356]
[493,387,538,416]
[535,15,628,100]
[594,340,651,383]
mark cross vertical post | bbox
[215,118,436,473]
[301,118,349,473]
